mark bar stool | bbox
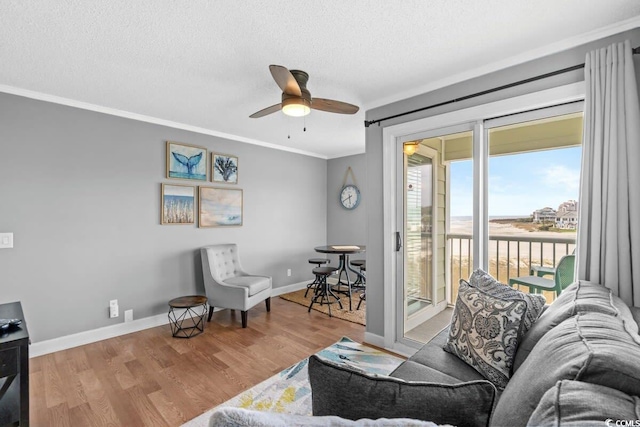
[350,259,366,288]
[305,258,330,297]
[351,260,366,310]
[308,266,341,317]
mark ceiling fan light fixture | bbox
[250,65,359,119]
[403,141,420,156]
[282,97,310,117]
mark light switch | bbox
[0,233,14,249]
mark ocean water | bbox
[168,171,206,180]
[165,195,193,204]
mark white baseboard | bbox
[30,313,171,358]
[271,280,310,296]
[363,332,385,348]
[363,332,415,358]
[30,282,310,358]
[388,342,418,358]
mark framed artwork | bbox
[166,141,207,181]
[199,187,243,227]
[212,153,238,184]
[161,183,195,225]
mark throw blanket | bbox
[209,407,445,427]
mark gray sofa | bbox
[388,279,640,426]
[210,280,640,426]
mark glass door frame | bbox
[395,125,472,349]
[399,144,441,335]
[380,83,584,355]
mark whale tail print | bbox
[172,152,203,175]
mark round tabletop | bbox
[314,245,366,254]
[169,295,208,308]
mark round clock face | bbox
[340,185,361,210]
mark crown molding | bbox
[365,15,640,110]
[326,147,366,160]
[0,85,328,160]
[2,16,638,159]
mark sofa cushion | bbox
[224,275,271,296]
[513,280,639,371]
[631,306,640,326]
[444,281,527,389]
[492,311,640,427]
[527,380,640,427]
[308,355,496,427]
[390,360,468,384]
[467,269,546,336]
[209,407,442,427]
[407,328,487,383]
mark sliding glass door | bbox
[383,84,586,353]
[393,103,583,348]
[403,144,440,328]
[396,125,473,346]
[484,106,582,303]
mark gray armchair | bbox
[200,244,272,328]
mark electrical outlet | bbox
[287,268,291,277]
[109,299,119,318]
[124,309,133,322]
[0,233,13,249]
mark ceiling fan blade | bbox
[311,98,359,114]
[250,103,282,118]
[269,65,302,96]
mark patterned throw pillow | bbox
[444,281,527,389]
[466,268,546,336]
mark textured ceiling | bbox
[1,1,639,158]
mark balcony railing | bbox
[448,233,576,303]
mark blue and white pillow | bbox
[445,281,527,389]
[465,268,546,336]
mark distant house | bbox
[556,200,579,229]
[533,207,557,223]
[556,211,578,229]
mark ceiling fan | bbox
[250,65,359,118]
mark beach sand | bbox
[449,219,576,263]
[446,220,576,303]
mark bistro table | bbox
[314,245,366,310]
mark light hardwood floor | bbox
[29,297,365,426]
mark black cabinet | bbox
[0,302,29,426]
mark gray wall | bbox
[0,93,328,342]
[364,29,640,337]
[326,154,367,265]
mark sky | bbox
[450,146,582,217]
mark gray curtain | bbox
[577,40,640,307]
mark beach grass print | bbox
[166,141,207,181]
[212,153,238,184]
[199,187,243,227]
[161,184,195,224]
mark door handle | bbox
[395,231,402,252]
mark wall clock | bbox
[340,184,361,210]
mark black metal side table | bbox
[0,301,29,426]
[168,295,208,338]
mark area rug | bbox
[181,337,403,426]
[279,288,366,325]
